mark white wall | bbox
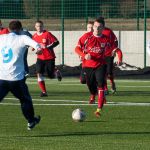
[28,31,150,68]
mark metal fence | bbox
[0,0,149,67]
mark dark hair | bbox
[9,20,22,31]
[87,21,94,25]
[94,17,105,26]
[35,20,44,26]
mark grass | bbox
[0,77,150,150]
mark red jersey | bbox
[0,28,9,34]
[32,30,58,60]
[102,27,118,57]
[76,32,110,68]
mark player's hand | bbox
[36,48,43,55]
[84,53,91,60]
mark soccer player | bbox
[97,17,122,94]
[86,21,94,32]
[0,20,9,34]
[32,20,62,97]
[0,20,42,130]
[75,18,111,117]
[80,21,94,84]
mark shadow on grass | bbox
[10,131,150,138]
[32,91,88,97]
[32,90,150,97]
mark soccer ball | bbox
[72,108,86,122]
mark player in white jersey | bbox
[0,20,42,130]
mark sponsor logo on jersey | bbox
[1,46,13,63]
[89,46,104,54]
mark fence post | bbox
[36,0,39,20]
[61,0,64,65]
[136,0,139,30]
[144,0,147,68]
[85,0,88,27]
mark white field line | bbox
[5,98,87,103]
[1,97,150,106]
[25,81,150,87]
[27,78,150,83]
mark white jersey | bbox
[0,32,40,81]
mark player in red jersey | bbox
[75,18,111,117]
[80,21,94,84]
[32,20,62,97]
[86,21,94,32]
[0,20,9,34]
[97,17,122,95]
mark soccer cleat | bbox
[94,108,101,117]
[89,99,95,104]
[40,92,48,97]
[89,95,95,104]
[111,82,116,94]
[27,116,41,130]
[55,69,62,81]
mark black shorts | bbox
[84,65,107,93]
[105,56,114,75]
[0,79,32,103]
[36,59,55,78]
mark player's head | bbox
[93,17,105,36]
[96,17,105,26]
[35,20,44,33]
[9,20,22,33]
[87,21,94,32]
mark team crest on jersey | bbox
[42,39,46,43]
[101,43,106,48]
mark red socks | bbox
[98,87,105,108]
[38,81,46,93]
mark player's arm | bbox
[75,33,92,60]
[46,32,59,50]
[110,30,118,55]
[115,48,123,65]
[75,46,91,60]
[46,40,59,50]
[22,35,42,54]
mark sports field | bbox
[0,77,150,150]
